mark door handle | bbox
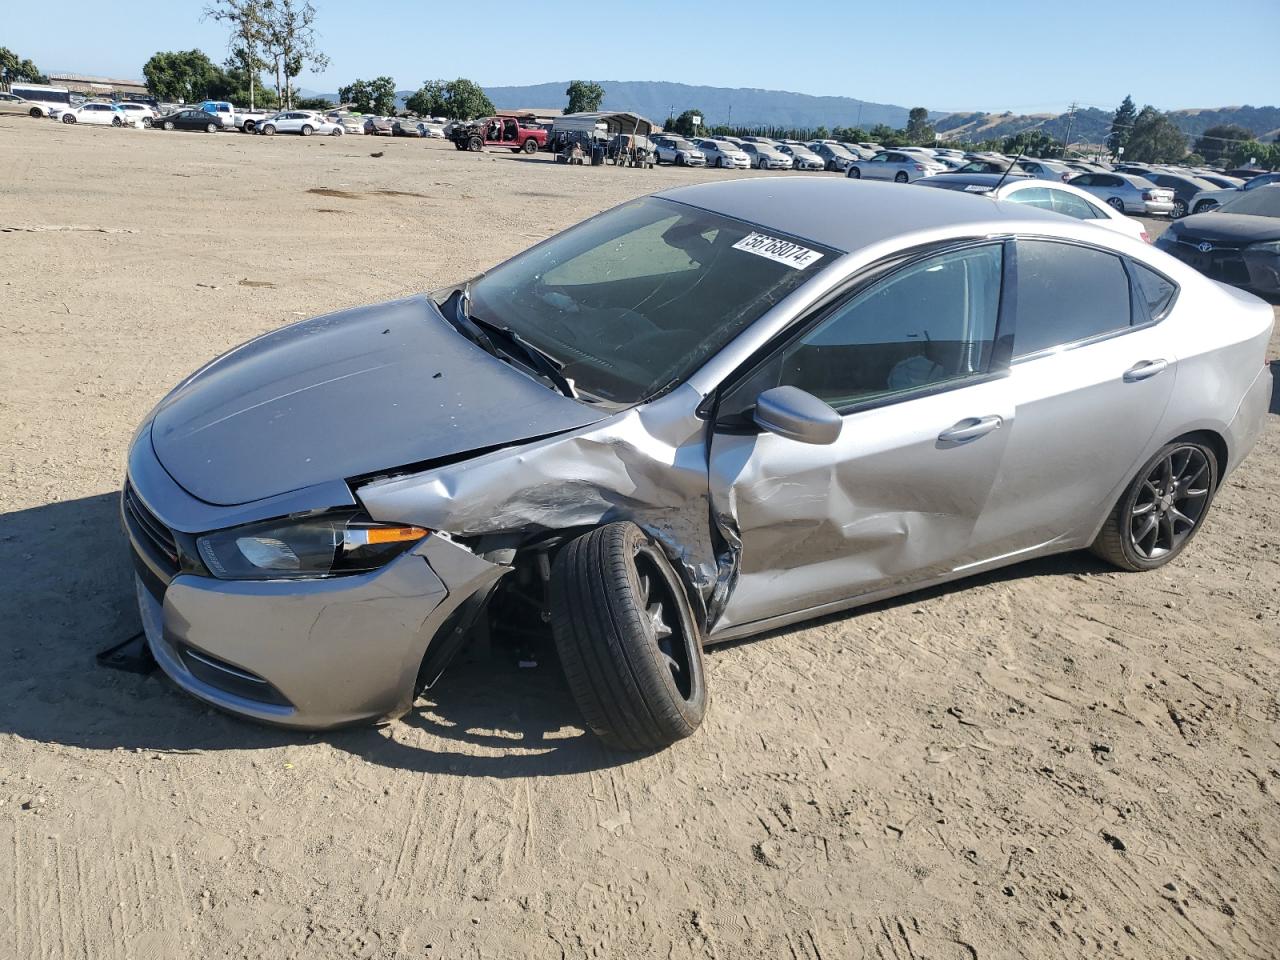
[937,415,1003,445]
[1123,359,1168,382]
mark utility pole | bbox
[1062,100,1078,155]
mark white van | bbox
[9,83,73,118]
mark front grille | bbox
[123,481,178,567]
[1171,237,1252,285]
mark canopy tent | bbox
[551,111,656,138]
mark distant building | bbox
[46,73,149,98]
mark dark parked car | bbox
[151,109,223,133]
[363,116,395,136]
[1142,172,1220,219]
[1156,186,1280,295]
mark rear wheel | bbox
[550,522,707,751]
[894,170,909,183]
[243,120,256,133]
[1091,440,1218,571]
[1171,199,1188,219]
[1106,196,1125,212]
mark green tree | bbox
[143,50,225,102]
[1107,94,1136,157]
[293,95,332,110]
[1000,130,1062,159]
[439,78,495,119]
[338,77,397,115]
[261,0,327,109]
[1227,139,1280,169]
[904,107,934,145]
[405,80,447,117]
[1124,106,1187,163]
[1192,123,1254,164]
[565,80,604,114]
[203,0,268,109]
[670,109,704,137]
[0,47,46,85]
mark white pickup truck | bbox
[195,101,271,132]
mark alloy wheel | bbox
[1127,445,1211,560]
[634,549,696,703]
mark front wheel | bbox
[1171,199,1188,219]
[142,117,152,128]
[894,171,909,183]
[330,127,343,136]
[29,107,42,118]
[301,124,313,137]
[550,522,708,751]
[206,123,218,133]
[112,116,122,127]
[467,135,483,152]
[847,166,861,179]
[1091,440,1218,572]
[522,138,537,154]
[63,114,76,124]
[163,120,175,131]
[262,124,276,136]
[675,154,685,166]
[1194,200,1217,214]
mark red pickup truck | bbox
[451,115,547,153]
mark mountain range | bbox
[309,79,1280,144]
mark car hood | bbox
[1169,212,1280,244]
[149,296,608,506]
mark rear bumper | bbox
[1143,200,1175,215]
[1224,362,1274,478]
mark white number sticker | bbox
[731,232,824,270]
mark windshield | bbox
[1217,186,1280,218]
[467,197,837,405]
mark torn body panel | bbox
[356,383,729,626]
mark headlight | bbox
[197,512,428,580]
[1247,240,1280,255]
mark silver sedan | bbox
[739,142,794,170]
[124,179,1273,750]
[1068,171,1175,216]
[847,150,946,182]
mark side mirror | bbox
[753,386,842,445]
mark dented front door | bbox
[707,378,1014,635]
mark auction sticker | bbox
[732,232,824,269]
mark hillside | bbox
[482,80,932,129]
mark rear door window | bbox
[1013,240,1133,358]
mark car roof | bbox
[655,177,1063,253]
[917,172,1033,188]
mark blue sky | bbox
[9,0,1279,115]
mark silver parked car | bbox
[806,141,858,172]
[775,143,826,171]
[653,136,705,166]
[1068,172,1175,216]
[123,179,1273,750]
[847,150,946,182]
[739,141,794,170]
[695,139,751,169]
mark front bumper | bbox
[123,432,508,729]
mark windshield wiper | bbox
[440,284,579,400]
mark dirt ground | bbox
[1,117,1277,960]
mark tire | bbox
[467,135,483,152]
[206,123,218,133]
[1090,440,1219,572]
[112,117,122,127]
[1106,196,1125,212]
[243,120,256,133]
[142,117,152,128]
[894,171,909,183]
[1171,199,1188,219]
[1194,200,1217,214]
[550,522,708,751]
[847,166,861,179]
[262,125,276,136]
[163,120,174,131]
[330,127,343,136]
[675,154,685,166]
[29,107,42,118]
[63,114,76,124]
[522,138,537,153]
[716,157,724,168]
[301,124,313,136]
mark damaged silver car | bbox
[123,179,1274,750]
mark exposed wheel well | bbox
[1171,429,1228,488]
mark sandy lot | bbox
[1,117,1277,960]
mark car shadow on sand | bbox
[1269,361,1280,415]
